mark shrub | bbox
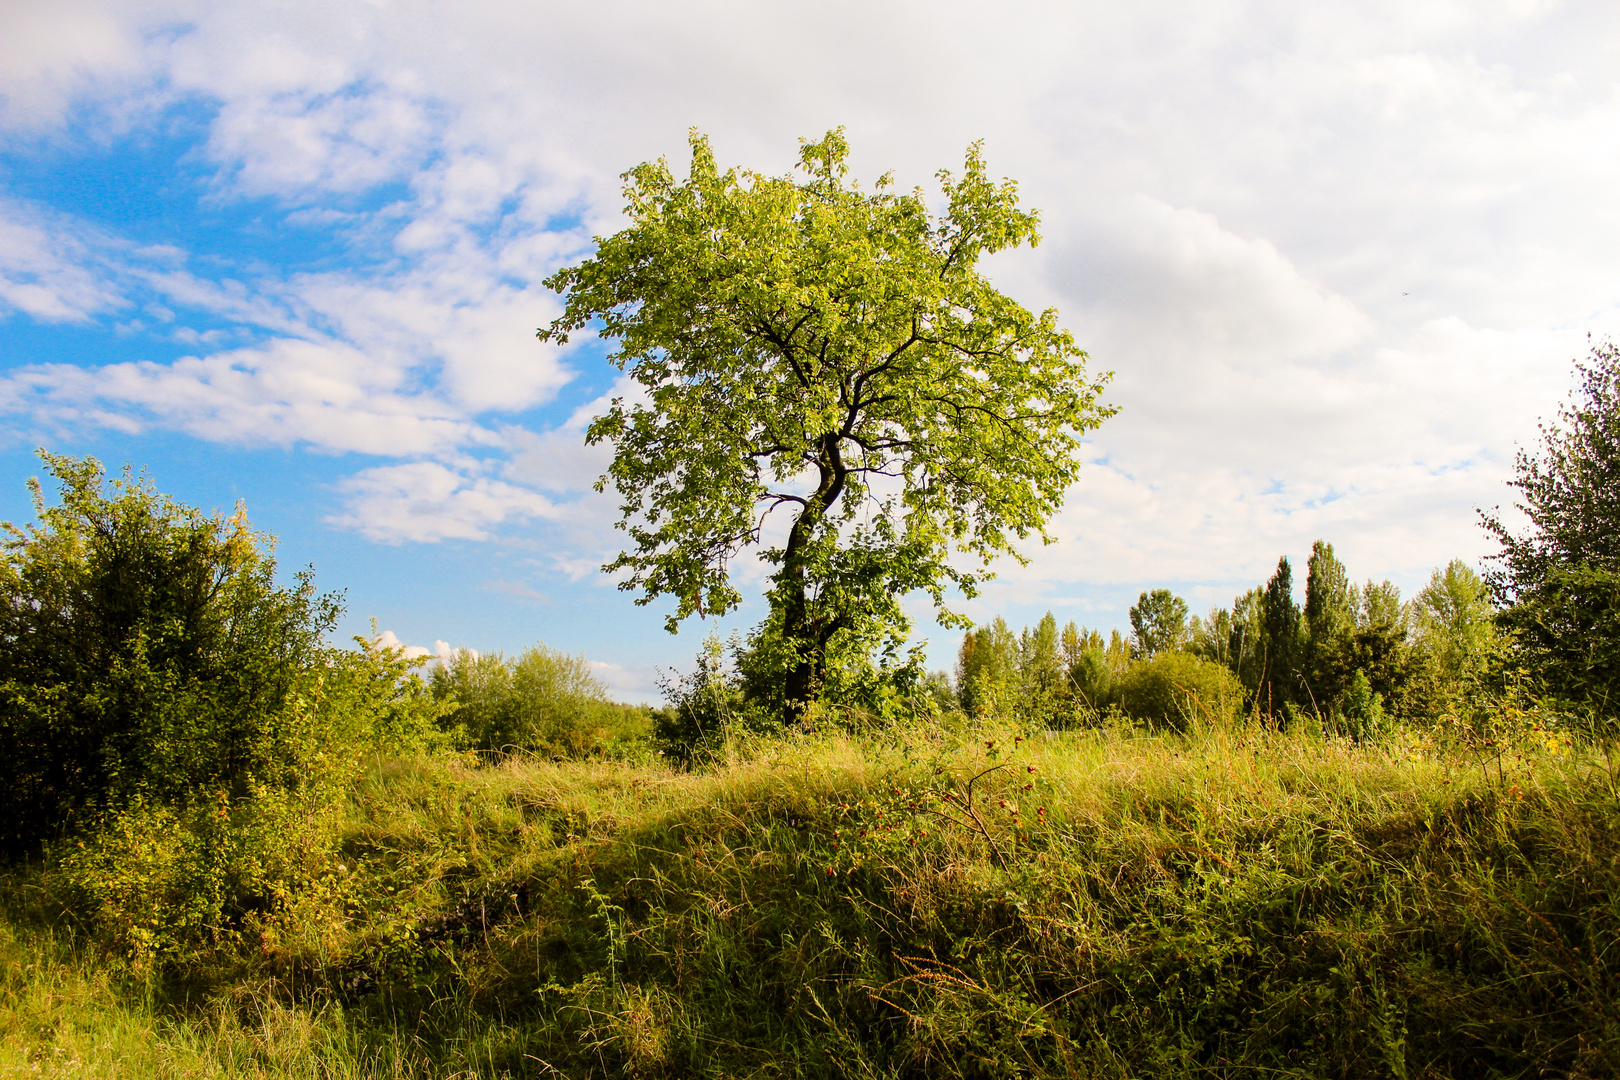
[1117,651,1245,731]
[0,453,342,858]
[433,643,624,758]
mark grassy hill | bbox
[4,718,1618,1078]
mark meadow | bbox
[5,712,1617,1079]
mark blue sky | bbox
[2,0,1618,700]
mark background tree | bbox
[433,644,633,758]
[539,131,1113,723]
[957,617,1018,718]
[1188,605,1236,668]
[1018,612,1065,725]
[1260,558,1304,715]
[1412,560,1495,681]
[1128,588,1189,658]
[1226,586,1268,700]
[1482,339,1620,728]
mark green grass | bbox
[4,720,1618,1078]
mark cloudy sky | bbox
[1,0,1615,699]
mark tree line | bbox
[955,548,1494,738]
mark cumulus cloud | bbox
[1,0,1617,650]
[328,460,556,543]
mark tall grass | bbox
[4,719,1618,1078]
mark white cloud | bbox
[1,0,1618,642]
[0,201,126,322]
[589,659,659,700]
[328,460,556,543]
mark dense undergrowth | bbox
[5,718,1618,1079]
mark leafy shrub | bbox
[1117,650,1244,731]
[1334,668,1392,742]
[651,635,753,766]
[1067,646,1119,715]
[0,454,343,857]
[433,643,633,758]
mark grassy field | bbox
[4,719,1618,1079]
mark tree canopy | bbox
[540,130,1113,720]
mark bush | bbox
[433,643,632,758]
[0,453,343,858]
[1117,651,1245,731]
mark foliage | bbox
[1117,650,1245,732]
[651,634,755,766]
[0,453,342,858]
[1128,587,1189,658]
[1483,339,1620,727]
[1260,556,1306,715]
[1334,668,1391,742]
[1303,540,1356,704]
[539,130,1114,721]
[432,644,638,759]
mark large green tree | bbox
[540,131,1113,721]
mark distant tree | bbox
[1019,612,1065,723]
[957,617,1018,717]
[1260,558,1305,715]
[1128,588,1190,658]
[1482,339,1620,728]
[1188,606,1235,668]
[1412,560,1495,680]
[1358,579,1406,631]
[1303,540,1356,707]
[434,644,617,758]
[1227,586,1268,699]
[538,130,1114,724]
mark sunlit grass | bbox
[4,719,1617,1078]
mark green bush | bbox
[1117,650,1245,731]
[0,453,343,857]
[1068,645,1119,714]
[433,643,636,758]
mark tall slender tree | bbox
[1260,557,1304,715]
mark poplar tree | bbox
[1261,557,1304,715]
